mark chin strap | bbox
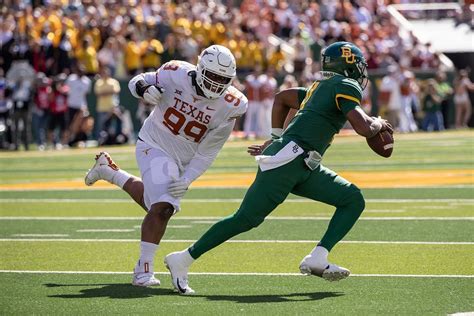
[189,71,206,98]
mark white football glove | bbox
[168,178,191,198]
[143,85,163,105]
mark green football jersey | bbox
[283,74,362,155]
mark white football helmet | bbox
[196,45,236,99]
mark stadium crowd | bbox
[0,0,471,150]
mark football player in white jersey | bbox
[85,45,247,290]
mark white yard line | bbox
[1,184,473,191]
[1,238,473,245]
[0,198,473,203]
[0,216,472,221]
[0,270,472,278]
[76,229,135,233]
[364,210,406,213]
[11,234,69,237]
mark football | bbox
[366,130,394,158]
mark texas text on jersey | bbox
[128,60,248,170]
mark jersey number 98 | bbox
[163,107,207,143]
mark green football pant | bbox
[188,141,365,259]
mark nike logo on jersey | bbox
[205,106,216,111]
[143,148,152,155]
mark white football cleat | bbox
[84,152,119,186]
[164,251,195,295]
[299,256,350,282]
[132,273,161,287]
[132,260,160,287]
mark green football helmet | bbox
[321,41,368,90]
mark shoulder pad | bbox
[341,77,361,87]
[339,78,362,97]
[161,60,195,72]
[158,60,195,87]
[225,86,248,118]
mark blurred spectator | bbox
[257,67,277,139]
[155,14,172,43]
[98,38,119,77]
[281,74,299,129]
[114,37,128,80]
[454,70,474,128]
[66,65,91,142]
[379,65,403,131]
[6,61,35,150]
[422,79,444,132]
[52,32,73,75]
[32,73,51,150]
[94,67,120,138]
[0,69,12,149]
[141,33,164,72]
[0,0,465,148]
[30,39,50,74]
[47,74,69,149]
[77,37,99,77]
[98,106,131,146]
[289,32,310,76]
[178,31,199,64]
[435,71,454,129]
[124,33,141,76]
[454,4,473,29]
[161,33,183,65]
[1,17,15,74]
[267,45,285,72]
[9,32,31,64]
[244,66,263,139]
[136,99,153,126]
[68,114,95,148]
[399,69,419,133]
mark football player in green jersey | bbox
[165,41,393,294]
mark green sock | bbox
[319,195,365,251]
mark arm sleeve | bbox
[181,119,235,183]
[336,79,363,115]
[127,71,161,98]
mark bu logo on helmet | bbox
[341,47,355,64]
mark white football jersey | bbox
[129,60,248,173]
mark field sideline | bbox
[0,131,473,315]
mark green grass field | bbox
[0,130,473,315]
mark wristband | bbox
[271,128,283,139]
